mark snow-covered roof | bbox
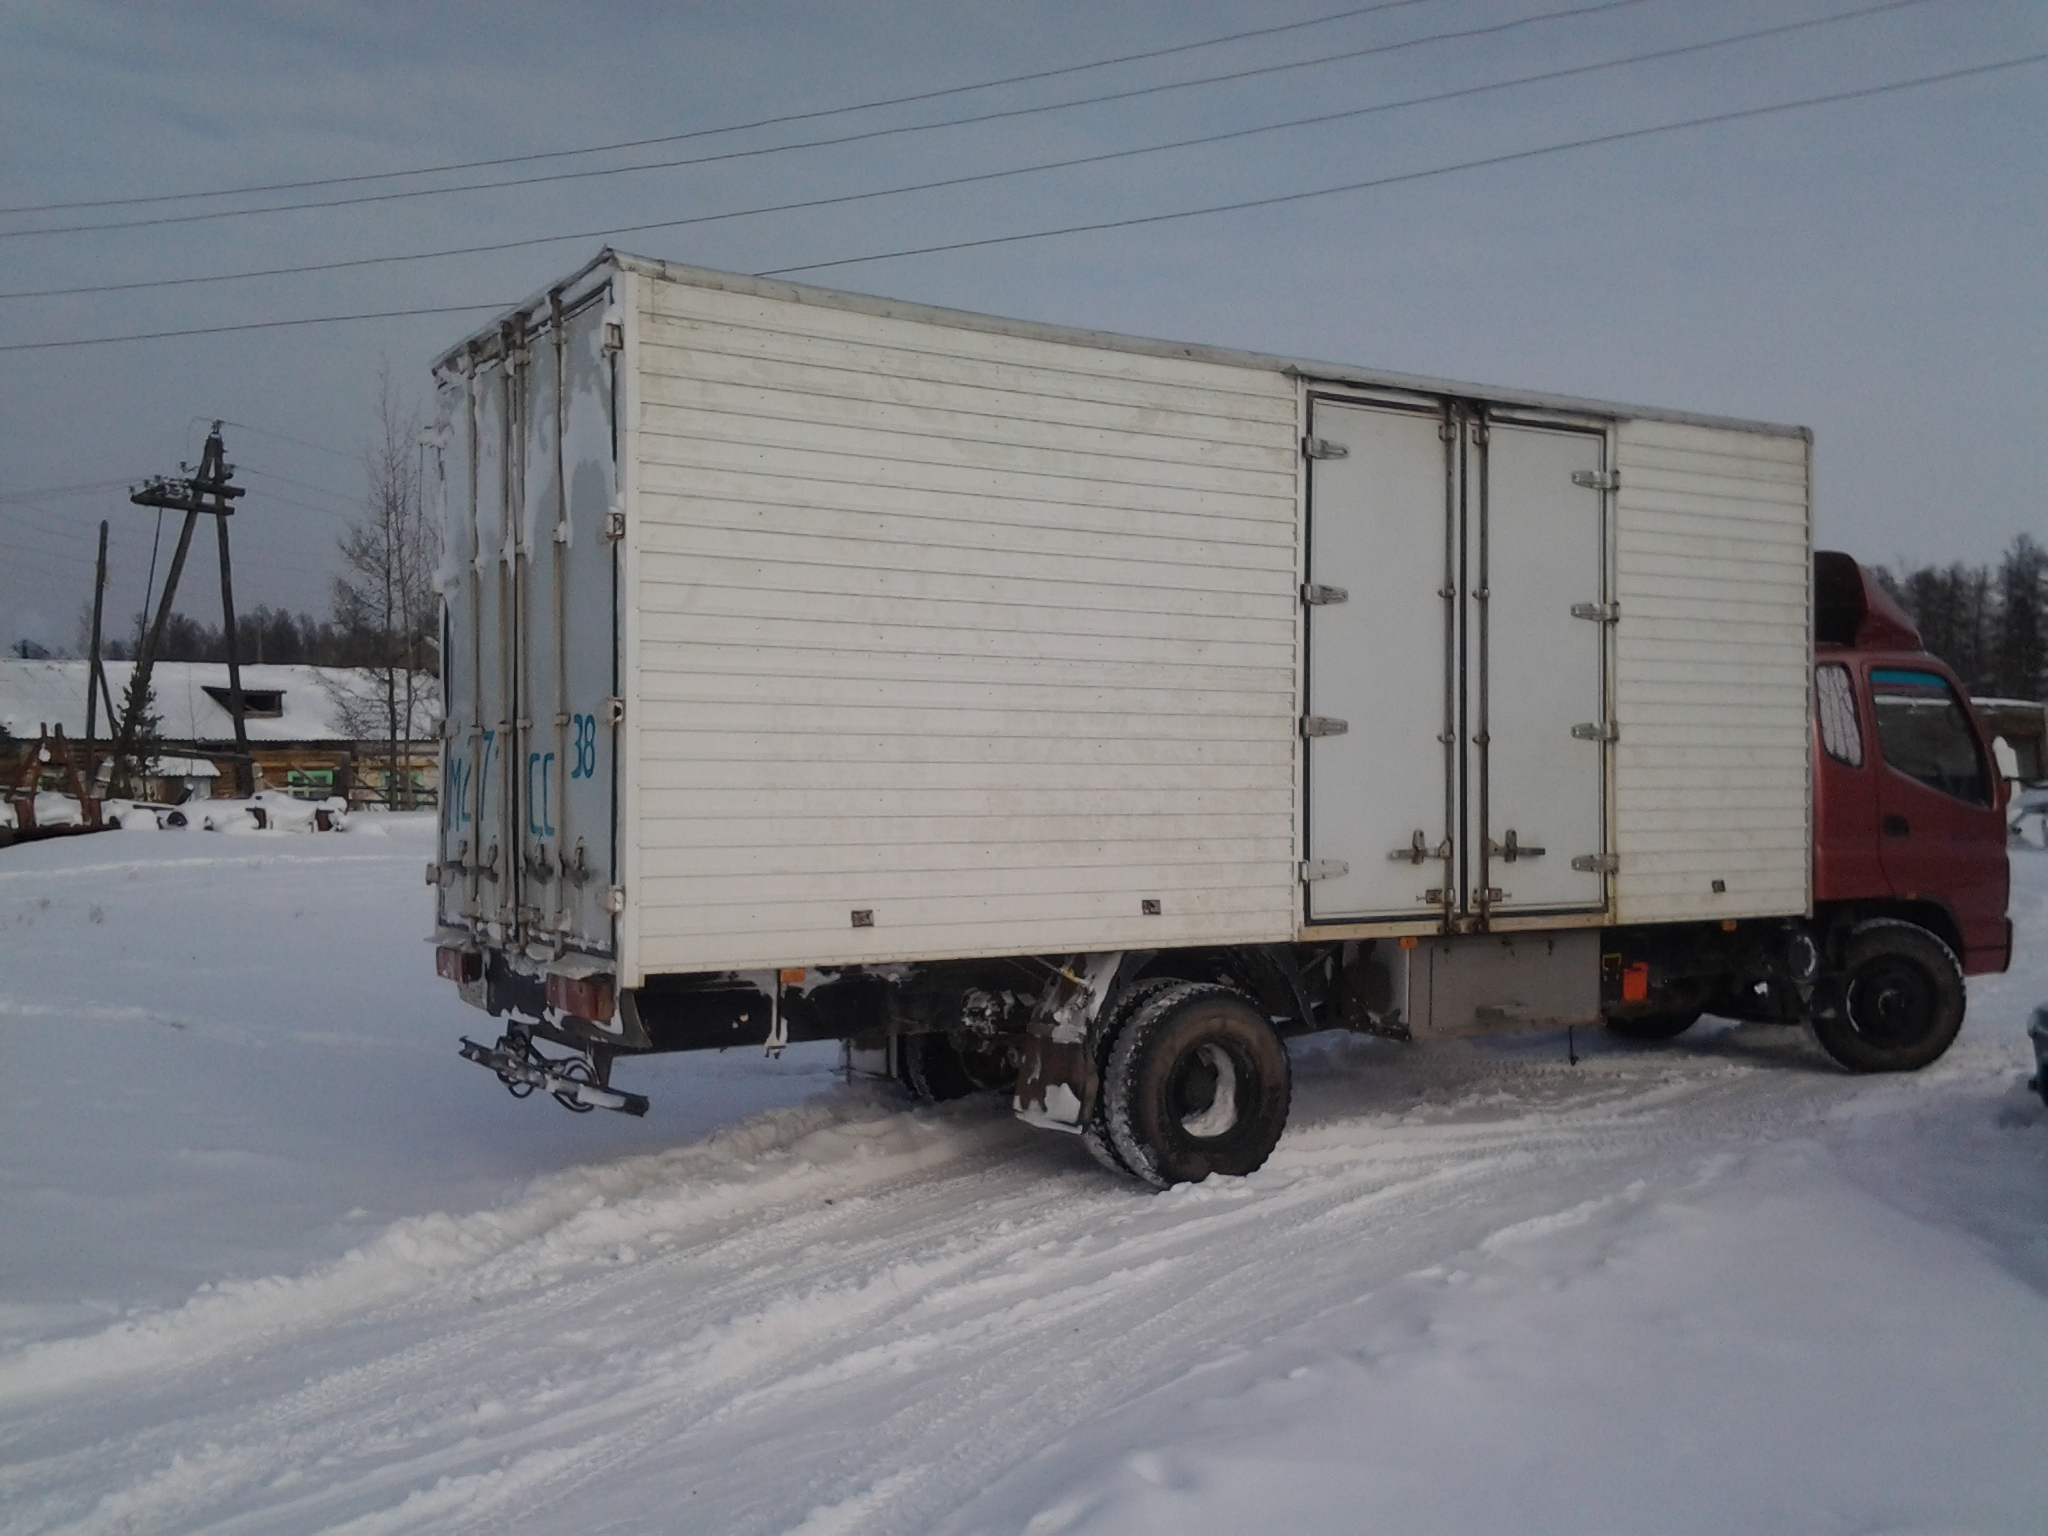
[150,754,220,777]
[0,661,438,745]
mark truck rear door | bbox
[435,288,621,961]
[436,352,519,939]
[514,293,621,956]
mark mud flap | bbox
[1012,952,1123,1133]
[1013,1033,1090,1133]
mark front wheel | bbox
[1811,919,1965,1073]
[1104,982,1290,1188]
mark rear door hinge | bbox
[1301,583,1349,606]
[604,885,628,913]
[1570,601,1620,623]
[1571,720,1619,742]
[604,505,626,541]
[1301,715,1349,738]
[1571,469,1620,491]
[1299,859,1349,882]
[1303,436,1349,461]
[1572,853,1620,874]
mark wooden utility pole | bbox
[116,423,253,796]
[213,484,252,794]
[82,520,110,785]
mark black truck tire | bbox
[901,1031,1014,1102]
[1811,918,1965,1073]
[1104,982,1290,1188]
[1080,977,1184,1176]
[1605,1008,1703,1041]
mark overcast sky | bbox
[1,0,2042,655]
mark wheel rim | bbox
[1170,1042,1240,1139]
[1845,958,1936,1048]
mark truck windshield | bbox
[1868,668,1990,805]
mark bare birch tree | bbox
[329,366,441,807]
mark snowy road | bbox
[3,819,2046,1533]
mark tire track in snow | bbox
[440,1046,1857,1533]
[2,1033,1870,1535]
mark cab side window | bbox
[1868,668,1990,805]
[1815,664,1863,767]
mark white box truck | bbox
[431,250,2008,1186]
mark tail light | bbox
[436,946,483,984]
[547,972,616,1023]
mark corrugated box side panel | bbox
[626,276,1301,975]
[1611,418,1811,924]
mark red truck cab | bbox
[1603,553,2010,1073]
[1813,551,2012,976]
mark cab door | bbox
[1865,664,2009,959]
[1812,659,1886,899]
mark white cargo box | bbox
[431,251,1811,986]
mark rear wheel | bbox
[1104,982,1291,1188]
[1080,977,1183,1175]
[1605,1008,1702,1041]
[1811,919,1964,1073]
[900,1031,1015,1102]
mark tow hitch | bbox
[459,1033,649,1116]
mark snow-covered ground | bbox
[2,818,2045,1534]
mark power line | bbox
[0,0,1658,241]
[18,490,336,576]
[0,0,1933,304]
[0,477,152,503]
[0,301,515,354]
[0,547,93,589]
[0,0,1448,217]
[4,51,2037,354]
[761,52,2048,275]
[0,501,111,541]
[0,513,96,558]
[239,484,356,523]
[212,419,358,461]
[0,534,92,567]
[239,467,359,509]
